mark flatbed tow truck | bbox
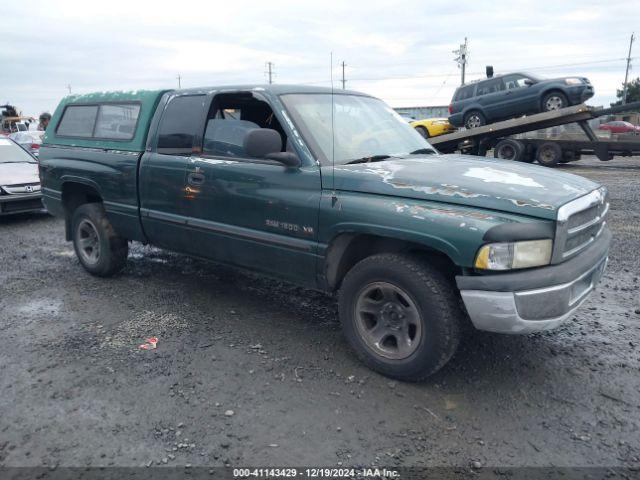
[430,101,640,167]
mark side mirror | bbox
[266,151,301,168]
[524,79,534,86]
[244,128,282,157]
[243,128,300,167]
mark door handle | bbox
[187,172,205,186]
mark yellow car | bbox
[410,118,455,138]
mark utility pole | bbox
[453,37,468,85]
[265,62,275,84]
[622,33,635,104]
[177,75,182,89]
[341,61,347,90]
[67,84,72,94]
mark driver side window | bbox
[202,96,291,160]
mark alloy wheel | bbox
[465,114,482,129]
[545,95,564,110]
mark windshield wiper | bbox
[344,154,393,165]
[408,148,438,155]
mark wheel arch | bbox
[61,179,104,240]
[323,231,461,292]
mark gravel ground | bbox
[0,155,639,471]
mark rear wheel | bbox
[72,203,128,276]
[493,139,525,161]
[535,142,563,167]
[415,126,430,139]
[542,91,568,111]
[338,253,463,381]
[464,111,485,129]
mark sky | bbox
[2,0,638,117]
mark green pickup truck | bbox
[39,85,610,380]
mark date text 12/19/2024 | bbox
[233,467,400,478]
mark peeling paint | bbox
[463,166,544,188]
[503,198,555,210]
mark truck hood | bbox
[329,154,599,220]
[0,161,40,187]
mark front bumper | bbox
[456,228,610,334]
[0,192,45,215]
[566,85,594,104]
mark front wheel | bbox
[338,253,463,381]
[542,91,568,111]
[72,203,128,276]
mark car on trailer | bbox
[448,73,594,129]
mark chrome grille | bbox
[1,183,41,195]
[567,204,599,231]
[553,188,608,263]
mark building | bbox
[393,105,449,120]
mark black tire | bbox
[72,203,128,277]
[415,126,430,139]
[493,139,525,161]
[463,111,485,129]
[541,91,568,112]
[535,142,563,167]
[338,253,463,381]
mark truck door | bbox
[181,91,321,287]
[139,93,207,251]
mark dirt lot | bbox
[1,155,639,472]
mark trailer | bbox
[430,101,640,167]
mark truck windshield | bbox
[280,93,435,165]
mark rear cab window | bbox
[56,103,141,140]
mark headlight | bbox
[432,120,449,125]
[474,239,553,270]
[565,78,583,85]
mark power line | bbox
[296,56,633,85]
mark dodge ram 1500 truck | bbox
[39,86,611,380]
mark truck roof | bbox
[173,84,370,96]
[45,85,372,151]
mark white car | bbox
[0,138,44,215]
[9,130,45,157]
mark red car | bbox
[598,121,640,135]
